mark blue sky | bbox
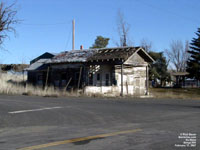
[1,0,200,64]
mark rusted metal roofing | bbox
[50,47,142,64]
[50,50,97,63]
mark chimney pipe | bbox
[80,45,83,50]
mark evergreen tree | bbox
[149,51,170,87]
[187,28,200,80]
[90,36,109,49]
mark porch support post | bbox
[146,65,149,95]
[100,65,103,93]
[23,70,25,88]
[77,66,82,90]
[87,65,90,86]
[45,66,50,91]
[121,64,123,97]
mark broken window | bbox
[97,73,101,81]
[89,73,93,85]
[112,74,117,85]
[105,73,110,86]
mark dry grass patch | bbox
[0,73,26,95]
[150,88,200,100]
[0,73,78,97]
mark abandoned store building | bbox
[26,47,154,96]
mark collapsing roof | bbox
[50,47,154,64]
[87,47,138,62]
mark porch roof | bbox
[87,47,139,62]
[49,46,154,64]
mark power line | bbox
[136,0,200,24]
[18,19,73,51]
[20,20,71,26]
[64,22,72,50]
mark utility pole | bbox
[72,19,75,50]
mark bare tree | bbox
[116,10,131,47]
[140,38,152,52]
[0,2,18,46]
[165,40,189,72]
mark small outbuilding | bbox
[26,52,56,86]
[172,72,200,88]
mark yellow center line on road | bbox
[18,128,142,150]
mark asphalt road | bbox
[0,95,199,150]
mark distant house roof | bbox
[26,59,50,71]
[172,72,189,76]
[50,47,154,64]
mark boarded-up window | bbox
[136,78,140,87]
[135,78,140,95]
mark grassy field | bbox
[150,88,200,100]
[0,73,68,97]
[1,73,200,99]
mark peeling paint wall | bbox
[116,66,147,95]
[85,53,149,96]
[85,65,148,96]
